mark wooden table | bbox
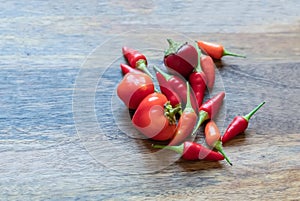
[1,1,299,200]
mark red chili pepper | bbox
[154,66,181,107]
[164,39,198,79]
[117,72,154,109]
[192,92,225,135]
[153,66,198,112]
[205,120,232,165]
[197,40,246,60]
[132,93,181,141]
[189,44,207,107]
[200,54,215,89]
[122,46,153,78]
[120,63,143,75]
[222,101,265,144]
[152,141,224,161]
[168,82,198,146]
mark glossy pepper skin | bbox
[168,82,198,146]
[164,39,198,79]
[192,92,225,135]
[200,91,225,120]
[153,66,198,112]
[222,101,265,144]
[120,63,143,75]
[189,44,207,107]
[205,120,232,165]
[154,67,181,107]
[200,55,215,89]
[197,40,246,60]
[189,71,207,107]
[132,93,181,141]
[122,46,153,78]
[117,72,154,109]
[153,141,224,161]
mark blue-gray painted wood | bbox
[0,1,299,200]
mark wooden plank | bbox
[0,1,299,200]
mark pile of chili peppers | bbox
[117,39,265,166]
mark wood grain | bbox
[0,1,299,200]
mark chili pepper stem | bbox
[214,140,232,166]
[243,101,266,121]
[223,49,246,58]
[177,106,183,116]
[192,110,209,135]
[185,82,193,111]
[152,144,184,155]
[193,42,203,72]
[169,104,182,116]
[136,59,154,78]
[153,65,173,81]
[164,102,182,124]
[165,39,184,56]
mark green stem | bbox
[185,82,193,110]
[193,42,203,72]
[223,49,246,58]
[164,102,182,124]
[154,87,160,93]
[214,140,232,166]
[169,104,182,116]
[243,101,266,122]
[136,59,154,78]
[165,39,184,56]
[177,107,183,116]
[191,110,209,136]
[153,65,173,81]
[152,144,184,155]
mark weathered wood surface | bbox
[1,1,299,200]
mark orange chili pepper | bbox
[200,54,215,89]
[197,40,246,60]
[168,82,198,146]
[205,120,232,165]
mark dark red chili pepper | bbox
[154,66,181,107]
[153,66,198,112]
[117,72,154,109]
[192,92,225,135]
[205,120,232,165]
[189,44,207,107]
[222,101,265,144]
[197,40,246,60]
[122,46,153,78]
[168,82,198,146]
[120,63,143,75]
[164,39,198,79]
[152,141,224,161]
[200,54,215,89]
